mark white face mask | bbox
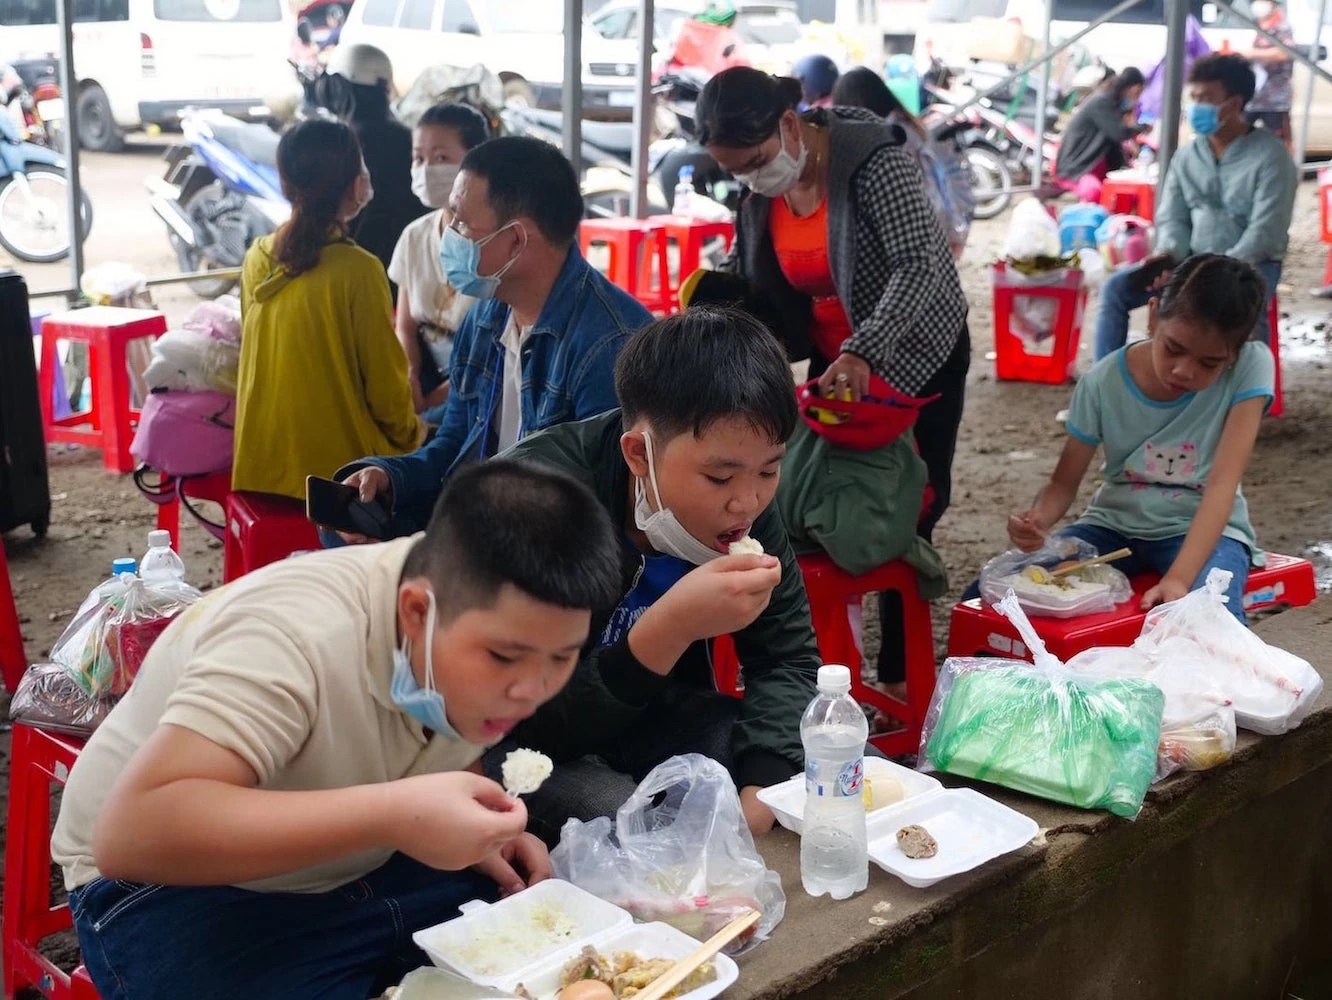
[412,162,460,209]
[734,118,808,198]
[632,431,722,566]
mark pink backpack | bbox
[131,390,235,477]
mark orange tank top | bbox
[769,196,852,362]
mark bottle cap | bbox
[112,557,137,576]
[148,529,171,548]
[817,664,851,693]
[679,165,693,179]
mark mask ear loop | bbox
[642,431,667,512]
[420,590,439,696]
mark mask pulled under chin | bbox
[632,431,723,566]
[390,588,463,741]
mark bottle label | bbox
[805,756,864,799]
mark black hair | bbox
[274,119,361,277]
[417,102,490,150]
[405,459,622,617]
[697,66,803,148]
[831,66,926,139]
[1111,66,1146,100]
[614,306,798,444]
[1156,254,1266,352]
[1189,53,1257,105]
[458,136,582,246]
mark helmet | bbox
[792,54,839,105]
[326,43,393,89]
[695,0,736,27]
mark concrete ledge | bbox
[736,602,1332,999]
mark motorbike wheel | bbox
[0,166,93,264]
[174,183,245,299]
[75,84,123,153]
[966,146,1012,221]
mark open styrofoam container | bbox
[865,787,1039,889]
[758,756,942,835]
[412,879,739,1000]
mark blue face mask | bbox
[1120,97,1136,113]
[439,221,525,299]
[390,589,461,740]
[1188,101,1221,137]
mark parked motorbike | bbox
[145,109,288,298]
[0,84,91,264]
[922,101,1013,221]
[4,59,63,150]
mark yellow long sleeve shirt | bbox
[233,236,421,501]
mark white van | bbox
[0,0,295,150]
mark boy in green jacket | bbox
[486,307,822,838]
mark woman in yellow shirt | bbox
[234,119,421,501]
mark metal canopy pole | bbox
[629,0,653,219]
[1031,0,1053,189]
[943,0,1145,120]
[1158,0,1188,182]
[1294,0,1329,169]
[55,0,84,297]
[562,0,583,179]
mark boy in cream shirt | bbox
[52,460,621,999]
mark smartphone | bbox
[305,475,391,539]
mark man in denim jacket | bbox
[337,136,651,537]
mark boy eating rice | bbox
[51,461,622,1000]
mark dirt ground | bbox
[2,179,1331,985]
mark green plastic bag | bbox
[919,593,1164,818]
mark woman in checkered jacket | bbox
[698,65,971,688]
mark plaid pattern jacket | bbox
[728,107,968,395]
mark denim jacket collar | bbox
[471,243,591,345]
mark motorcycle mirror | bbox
[296,18,313,44]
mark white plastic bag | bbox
[549,754,784,954]
[979,537,1132,618]
[1134,569,1322,736]
[1001,198,1061,260]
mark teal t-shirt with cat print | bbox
[1064,342,1274,551]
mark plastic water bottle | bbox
[673,165,695,217]
[140,529,186,585]
[111,557,137,578]
[800,664,869,900]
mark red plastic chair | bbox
[947,553,1317,663]
[578,217,672,314]
[1100,177,1156,221]
[223,491,322,583]
[1,535,27,694]
[3,724,101,999]
[38,308,168,475]
[649,215,735,311]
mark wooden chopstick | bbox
[1050,547,1132,579]
[631,910,761,1000]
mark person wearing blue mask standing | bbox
[1092,53,1296,361]
[335,136,652,540]
[49,460,624,999]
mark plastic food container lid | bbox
[758,757,942,835]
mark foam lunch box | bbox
[412,879,740,1000]
[757,756,942,835]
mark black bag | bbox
[0,271,51,536]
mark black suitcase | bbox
[0,270,51,537]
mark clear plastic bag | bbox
[549,754,784,954]
[1134,569,1323,736]
[9,662,116,737]
[979,537,1132,618]
[1002,198,1061,260]
[919,593,1164,819]
[49,572,201,698]
[1066,636,1237,780]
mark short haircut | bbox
[614,306,798,444]
[404,459,622,618]
[1156,254,1266,352]
[458,135,582,246]
[697,66,803,148]
[417,102,491,150]
[1189,53,1256,105]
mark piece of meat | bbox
[896,824,939,859]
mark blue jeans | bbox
[69,853,495,999]
[1093,259,1283,361]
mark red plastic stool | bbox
[1,535,28,694]
[947,552,1317,663]
[1319,169,1332,287]
[1268,294,1284,418]
[39,308,168,475]
[1100,178,1156,220]
[650,215,735,310]
[151,471,233,551]
[713,554,937,756]
[578,217,672,313]
[3,724,100,1000]
[992,262,1088,384]
[223,491,322,583]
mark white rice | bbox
[502,748,554,795]
[728,536,764,556]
